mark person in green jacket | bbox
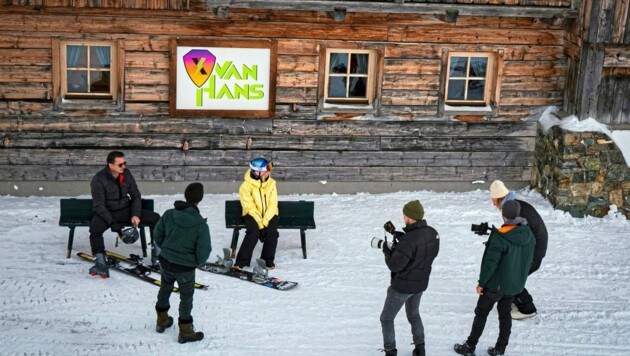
[153,182,212,344]
[454,200,535,356]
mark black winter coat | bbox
[383,220,440,294]
[90,167,142,226]
[516,199,548,273]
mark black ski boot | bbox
[383,348,397,356]
[487,347,505,356]
[413,343,425,356]
[88,252,109,278]
[454,341,476,356]
[178,318,204,343]
[155,307,173,333]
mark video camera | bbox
[370,221,399,249]
[471,222,490,236]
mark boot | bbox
[88,252,109,278]
[383,349,397,356]
[413,343,425,356]
[454,341,476,356]
[178,318,204,344]
[487,347,505,356]
[155,308,173,333]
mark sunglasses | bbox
[113,161,127,168]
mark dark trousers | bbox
[380,286,425,351]
[155,267,196,320]
[89,207,160,254]
[235,215,279,267]
[467,291,514,351]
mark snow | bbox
[1,189,629,355]
[539,106,630,167]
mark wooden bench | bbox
[225,200,316,259]
[59,198,155,258]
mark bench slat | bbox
[225,200,315,229]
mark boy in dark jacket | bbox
[153,182,212,344]
[380,200,440,356]
[454,200,535,356]
[489,180,548,319]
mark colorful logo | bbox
[183,50,216,88]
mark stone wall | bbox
[532,124,630,219]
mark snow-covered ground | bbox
[1,188,629,355]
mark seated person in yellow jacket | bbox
[234,157,279,270]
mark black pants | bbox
[155,267,196,320]
[235,215,279,267]
[513,287,537,314]
[467,291,514,351]
[89,207,160,254]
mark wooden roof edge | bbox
[211,0,578,19]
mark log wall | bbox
[0,4,571,188]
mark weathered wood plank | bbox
[0,48,51,66]
[381,90,439,106]
[125,84,169,101]
[276,87,318,103]
[503,61,566,76]
[382,74,440,91]
[604,45,630,67]
[125,51,169,69]
[0,65,51,82]
[276,71,318,88]
[385,43,565,61]
[383,59,441,75]
[125,68,169,85]
[0,83,50,99]
[277,54,318,72]
[0,34,52,49]
[389,27,564,45]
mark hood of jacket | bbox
[496,224,533,246]
[170,201,206,228]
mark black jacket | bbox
[383,220,440,294]
[90,167,142,226]
[516,199,548,273]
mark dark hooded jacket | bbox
[90,167,142,225]
[516,199,548,273]
[478,217,535,296]
[154,201,212,271]
[383,220,440,294]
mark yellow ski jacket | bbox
[239,169,279,229]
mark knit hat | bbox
[184,182,204,205]
[502,200,521,219]
[403,200,424,221]
[489,180,510,199]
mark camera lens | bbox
[371,237,384,249]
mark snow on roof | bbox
[539,106,630,167]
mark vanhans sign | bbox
[170,39,277,118]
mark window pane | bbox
[467,80,485,100]
[449,57,467,77]
[90,46,111,69]
[328,76,346,97]
[349,77,367,98]
[329,53,348,74]
[90,71,110,93]
[469,57,487,77]
[447,79,466,100]
[350,54,368,74]
[67,70,87,92]
[67,45,87,68]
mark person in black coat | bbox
[489,180,549,319]
[88,151,160,278]
[380,200,440,356]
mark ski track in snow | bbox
[0,190,629,355]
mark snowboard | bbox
[198,248,298,291]
[105,250,208,290]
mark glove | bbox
[110,223,123,234]
[259,228,267,243]
[382,236,392,255]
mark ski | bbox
[105,250,208,290]
[198,248,298,291]
[78,252,179,293]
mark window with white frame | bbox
[324,49,376,104]
[445,52,495,106]
[60,41,117,100]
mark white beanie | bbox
[489,180,509,199]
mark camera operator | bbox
[454,200,535,356]
[489,180,548,320]
[380,200,440,356]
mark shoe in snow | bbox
[88,252,109,278]
[454,341,476,356]
[487,347,505,356]
[511,310,537,320]
[156,309,173,333]
[178,318,204,343]
[413,343,425,356]
[382,348,397,356]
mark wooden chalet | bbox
[0,0,628,195]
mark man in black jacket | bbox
[88,151,160,278]
[489,180,548,319]
[380,200,440,356]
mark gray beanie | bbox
[185,182,204,204]
[502,200,521,220]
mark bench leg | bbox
[140,228,148,257]
[230,229,240,260]
[300,229,307,259]
[66,227,76,258]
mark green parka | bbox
[478,222,535,296]
[154,201,212,268]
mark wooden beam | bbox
[217,0,578,19]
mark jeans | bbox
[155,267,196,320]
[380,286,425,351]
[466,291,514,351]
